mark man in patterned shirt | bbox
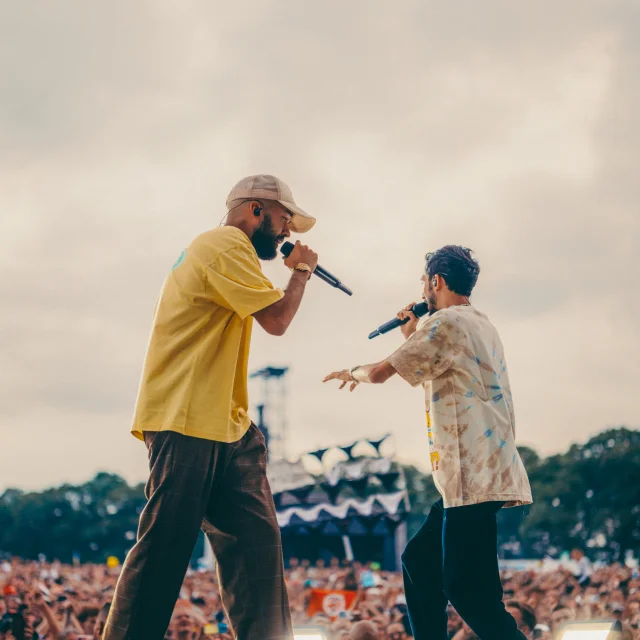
[324,245,532,640]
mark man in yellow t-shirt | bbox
[104,175,319,640]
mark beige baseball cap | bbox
[226,174,316,233]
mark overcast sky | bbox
[1,1,638,492]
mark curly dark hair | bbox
[425,245,480,296]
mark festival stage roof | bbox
[267,435,410,533]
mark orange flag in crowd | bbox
[307,589,358,620]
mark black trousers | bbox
[402,499,527,640]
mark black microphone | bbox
[368,301,430,339]
[280,241,353,296]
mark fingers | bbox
[286,241,318,270]
[323,371,359,392]
[405,301,417,317]
[397,302,417,319]
[323,370,352,383]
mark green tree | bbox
[402,463,440,539]
[522,427,640,559]
[1,428,638,562]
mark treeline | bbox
[1,427,638,563]
[395,427,639,561]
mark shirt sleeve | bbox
[387,314,463,387]
[205,246,284,320]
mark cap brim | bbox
[279,200,316,233]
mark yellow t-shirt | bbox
[131,226,284,443]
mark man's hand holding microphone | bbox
[253,241,318,337]
[282,240,318,277]
[397,302,420,340]
[280,241,353,295]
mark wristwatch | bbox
[293,263,313,277]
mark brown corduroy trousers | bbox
[103,424,292,640]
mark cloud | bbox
[0,1,638,491]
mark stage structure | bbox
[195,367,409,572]
[195,435,409,572]
[250,365,289,460]
[268,435,410,571]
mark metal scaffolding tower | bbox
[250,365,289,460]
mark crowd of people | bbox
[1,555,638,639]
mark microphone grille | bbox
[280,241,295,257]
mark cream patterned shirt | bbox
[388,305,532,509]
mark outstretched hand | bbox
[323,369,360,392]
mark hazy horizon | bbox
[1,423,633,494]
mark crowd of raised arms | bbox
[1,557,639,640]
